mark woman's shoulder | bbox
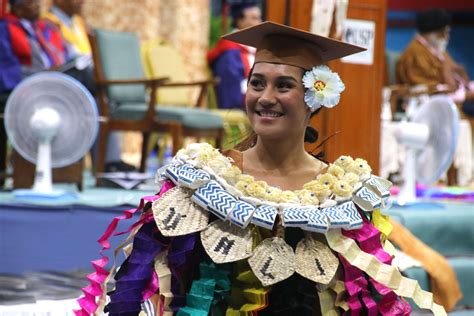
[222,148,243,170]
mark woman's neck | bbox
[254,137,308,171]
[242,136,323,190]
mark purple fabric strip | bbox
[167,234,197,311]
[106,221,168,315]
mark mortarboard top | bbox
[223,21,366,70]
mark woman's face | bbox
[246,62,310,141]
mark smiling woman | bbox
[76,22,447,316]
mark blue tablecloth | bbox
[386,200,474,309]
[387,201,474,256]
[0,187,157,275]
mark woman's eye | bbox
[249,79,264,89]
[276,82,293,90]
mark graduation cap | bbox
[223,21,365,70]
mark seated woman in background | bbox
[396,8,474,116]
[76,22,451,315]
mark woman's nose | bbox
[258,87,277,107]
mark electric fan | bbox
[395,95,459,205]
[4,72,99,198]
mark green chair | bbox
[142,38,249,150]
[90,29,224,174]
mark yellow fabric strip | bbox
[43,12,91,54]
[330,280,349,311]
[226,228,269,315]
[318,290,339,316]
[326,229,446,316]
[371,209,393,238]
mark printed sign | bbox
[342,19,375,65]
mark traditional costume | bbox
[75,22,446,316]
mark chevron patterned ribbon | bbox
[366,177,390,199]
[176,164,211,189]
[251,205,278,230]
[282,207,309,227]
[192,180,236,220]
[323,206,351,228]
[306,208,329,233]
[161,160,382,236]
[353,186,382,211]
[229,200,255,228]
[338,201,363,229]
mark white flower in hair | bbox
[302,65,345,111]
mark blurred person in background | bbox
[1,0,94,92]
[207,1,262,110]
[0,0,68,90]
[1,0,133,172]
[43,0,95,94]
[44,0,136,172]
[44,0,90,56]
[396,8,474,116]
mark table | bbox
[0,187,156,275]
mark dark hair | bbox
[416,8,451,34]
[304,109,321,143]
[230,2,258,28]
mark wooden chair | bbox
[90,29,224,174]
[142,39,245,150]
[141,39,225,149]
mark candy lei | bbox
[173,143,372,207]
[159,142,388,234]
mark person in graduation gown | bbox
[75,22,450,316]
[207,2,261,110]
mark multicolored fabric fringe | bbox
[74,174,446,316]
[74,181,175,316]
[177,262,230,315]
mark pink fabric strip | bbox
[143,271,159,300]
[342,215,411,315]
[74,181,175,315]
[340,256,378,316]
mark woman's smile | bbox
[255,109,284,118]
